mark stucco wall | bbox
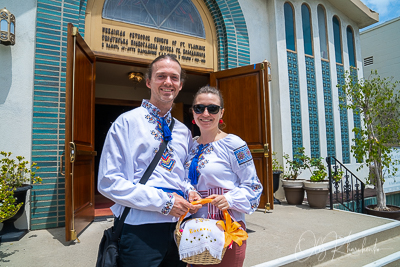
[361,17,400,86]
[0,1,37,229]
[238,0,271,64]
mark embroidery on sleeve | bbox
[161,193,174,215]
[233,145,253,165]
[249,176,262,210]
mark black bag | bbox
[96,119,175,267]
[96,226,120,267]
[96,207,129,267]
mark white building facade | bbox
[0,0,377,233]
[361,17,400,86]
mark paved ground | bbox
[0,203,398,267]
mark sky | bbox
[360,0,400,29]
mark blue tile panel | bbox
[321,60,336,158]
[305,56,320,159]
[333,192,400,213]
[350,67,362,163]
[31,0,88,230]
[203,0,250,70]
[287,51,303,156]
[336,64,350,164]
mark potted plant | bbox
[272,152,283,204]
[0,151,42,241]
[303,157,329,208]
[339,71,400,219]
[281,147,309,205]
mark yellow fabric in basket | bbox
[184,199,248,248]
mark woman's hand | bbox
[206,194,230,211]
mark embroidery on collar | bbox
[185,144,214,180]
[141,100,172,123]
[143,100,172,142]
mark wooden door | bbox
[65,23,96,241]
[210,62,273,209]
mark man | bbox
[98,55,200,266]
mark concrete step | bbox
[250,217,400,267]
[316,234,400,267]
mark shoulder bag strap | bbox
[113,118,176,237]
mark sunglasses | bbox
[192,104,222,114]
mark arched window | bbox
[332,16,342,64]
[346,26,356,67]
[102,0,205,38]
[317,5,328,60]
[0,19,7,32]
[284,2,296,51]
[301,4,313,56]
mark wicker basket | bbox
[175,217,227,265]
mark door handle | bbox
[59,152,65,176]
[250,144,269,158]
[250,149,264,153]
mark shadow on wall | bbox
[0,46,12,104]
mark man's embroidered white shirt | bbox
[98,100,194,225]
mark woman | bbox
[185,86,263,267]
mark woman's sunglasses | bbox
[192,104,222,114]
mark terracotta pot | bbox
[304,188,329,209]
[303,180,329,190]
[365,205,400,220]
[282,179,305,205]
[283,187,305,205]
[281,179,305,188]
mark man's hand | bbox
[188,191,202,214]
[206,194,229,211]
[169,193,196,217]
[188,191,202,202]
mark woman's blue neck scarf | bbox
[188,144,204,185]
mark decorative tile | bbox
[305,56,320,159]
[336,64,350,163]
[31,0,88,230]
[287,51,303,155]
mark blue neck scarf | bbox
[160,117,172,141]
[188,144,204,185]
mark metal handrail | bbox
[326,156,365,213]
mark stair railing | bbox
[326,156,365,213]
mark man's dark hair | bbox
[146,55,186,84]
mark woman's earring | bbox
[192,119,196,124]
[219,119,224,124]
